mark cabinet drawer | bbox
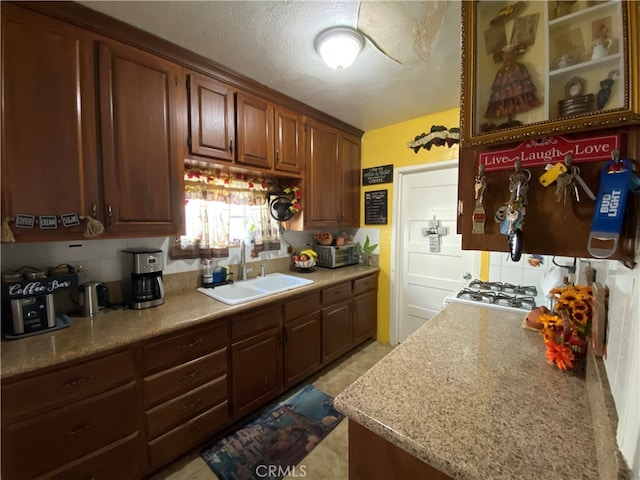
[38,433,141,480]
[231,305,280,341]
[148,401,229,469]
[2,350,134,422]
[144,348,227,408]
[284,291,321,322]
[353,275,378,295]
[145,375,227,439]
[322,282,352,305]
[3,382,138,480]
[144,322,227,373]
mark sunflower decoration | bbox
[537,285,593,371]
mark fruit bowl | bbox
[294,258,316,270]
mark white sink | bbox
[197,273,313,305]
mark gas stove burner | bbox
[502,283,538,296]
[493,293,536,309]
[468,280,503,291]
[457,288,495,304]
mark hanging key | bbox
[506,206,520,234]
[570,166,596,200]
[555,171,571,202]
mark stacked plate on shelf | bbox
[558,94,594,117]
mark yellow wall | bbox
[361,108,461,343]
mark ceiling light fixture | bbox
[315,27,365,70]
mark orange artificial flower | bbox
[545,342,575,370]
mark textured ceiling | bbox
[78,1,462,132]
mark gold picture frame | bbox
[460,1,640,147]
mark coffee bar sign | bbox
[479,134,621,172]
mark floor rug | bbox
[201,384,344,480]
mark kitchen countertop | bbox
[334,302,628,480]
[1,265,378,379]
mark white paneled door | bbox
[391,161,479,344]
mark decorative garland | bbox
[407,125,460,153]
[185,166,302,213]
[283,185,302,212]
[1,214,104,243]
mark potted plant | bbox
[356,236,378,266]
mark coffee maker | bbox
[1,267,76,338]
[122,248,165,309]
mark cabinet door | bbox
[275,106,304,174]
[1,5,100,241]
[98,40,184,236]
[231,327,282,419]
[236,91,274,169]
[353,290,377,345]
[305,118,340,228]
[322,299,353,364]
[284,312,322,388]
[339,132,361,226]
[187,72,236,162]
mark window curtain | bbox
[170,168,282,260]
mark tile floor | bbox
[150,340,394,480]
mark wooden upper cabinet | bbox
[304,118,361,228]
[1,5,100,241]
[339,131,361,226]
[305,118,340,228]
[98,39,184,236]
[186,72,236,162]
[236,91,275,169]
[274,106,304,174]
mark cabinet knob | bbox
[91,204,98,218]
[107,205,113,225]
[229,140,234,153]
[276,150,279,161]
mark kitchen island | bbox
[334,303,629,480]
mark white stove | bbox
[443,279,551,314]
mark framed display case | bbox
[461,1,640,147]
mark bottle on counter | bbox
[201,258,214,287]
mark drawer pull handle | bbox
[180,369,201,381]
[180,397,203,411]
[178,338,203,350]
[56,375,94,389]
[67,420,97,436]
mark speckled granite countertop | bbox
[335,303,625,480]
[1,266,378,379]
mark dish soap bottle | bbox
[201,258,214,287]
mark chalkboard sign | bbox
[362,164,393,185]
[364,190,388,225]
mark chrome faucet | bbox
[260,263,266,277]
[240,240,248,280]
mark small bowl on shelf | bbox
[314,231,333,246]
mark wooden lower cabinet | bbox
[142,322,230,471]
[348,420,452,480]
[4,383,137,478]
[322,299,354,363]
[231,326,283,419]
[40,433,141,480]
[353,288,377,345]
[148,402,229,469]
[284,312,322,388]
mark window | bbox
[170,167,283,259]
